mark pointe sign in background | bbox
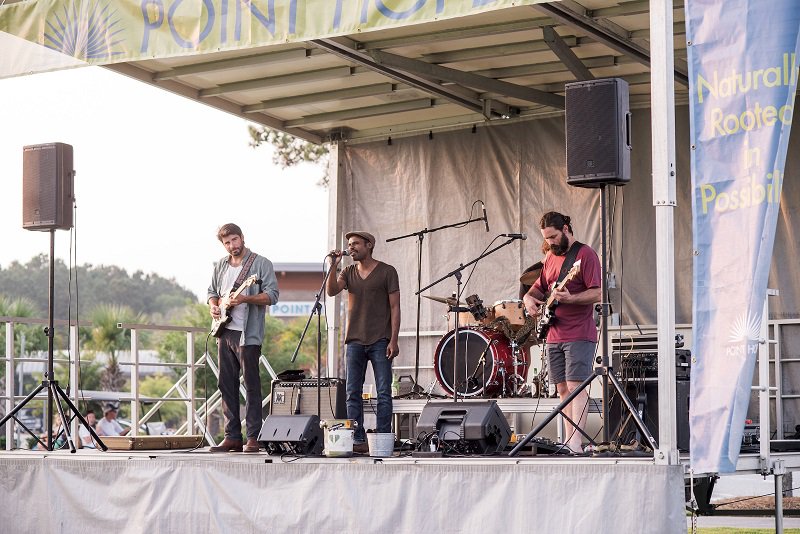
[0,0,546,78]
[686,0,800,473]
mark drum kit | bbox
[427,270,549,399]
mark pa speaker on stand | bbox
[22,142,74,231]
[565,78,631,188]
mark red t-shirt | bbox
[533,244,601,343]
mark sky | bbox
[0,66,328,302]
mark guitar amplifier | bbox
[270,379,346,420]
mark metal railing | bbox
[0,317,277,450]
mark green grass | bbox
[692,529,800,533]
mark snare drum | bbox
[434,327,529,397]
[492,299,526,330]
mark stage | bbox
[0,448,684,534]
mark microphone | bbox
[328,250,351,257]
[482,202,490,233]
[500,233,527,240]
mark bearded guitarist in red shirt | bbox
[523,212,601,454]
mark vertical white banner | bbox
[686,0,800,473]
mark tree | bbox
[85,304,145,391]
[0,295,48,359]
[139,374,186,428]
[262,315,323,377]
[248,126,330,186]
[0,296,48,407]
[0,256,197,319]
[156,303,217,389]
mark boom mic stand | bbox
[387,210,487,398]
[510,185,655,456]
[419,235,523,402]
[0,230,106,452]
[291,255,338,418]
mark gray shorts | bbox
[546,341,596,383]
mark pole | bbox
[46,230,55,451]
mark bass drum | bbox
[434,327,529,398]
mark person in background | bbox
[96,403,130,437]
[78,409,97,448]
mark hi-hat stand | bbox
[387,205,488,398]
[510,185,656,456]
[0,230,106,452]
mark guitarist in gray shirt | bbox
[523,212,601,454]
[207,223,279,453]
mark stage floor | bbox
[0,447,684,534]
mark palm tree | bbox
[85,304,144,392]
[0,295,42,418]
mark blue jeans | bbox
[346,339,393,442]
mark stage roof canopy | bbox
[0,1,688,144]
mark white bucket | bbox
[366,432,395,457]
[324,426,354,457]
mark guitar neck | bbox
[227,276,257,301]
[545,274,577,308]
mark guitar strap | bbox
[555,241,583,286]
[232,252,258,290]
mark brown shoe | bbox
[243,438,261,453]
[209,438,243,452]
[353,442,369,454]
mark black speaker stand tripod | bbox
[510,185,656,456]
[0,230,106,452]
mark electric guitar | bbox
[536,260,581,341]
[210,275,260,337]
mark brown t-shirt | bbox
[342,261,400,345]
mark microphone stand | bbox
[291,256,337,418]
[387,214,486,398]
[418,236,523,402]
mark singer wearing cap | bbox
[326,231,400,454]
[207,223,279,453]
[523,212,601,454]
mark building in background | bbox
[270,263,321,320]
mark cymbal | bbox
[519,269,542,286]
[424,295,466,306]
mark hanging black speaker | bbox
[565,78,631,188]
[22,142,74,231]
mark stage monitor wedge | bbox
[22,142,74,231]
[417,400,511,455]
[565,78,631,188]
[258,414,324,456]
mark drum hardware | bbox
[465,294,490,322]
[466,342,493,391]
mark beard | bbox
[549,234,570,256]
